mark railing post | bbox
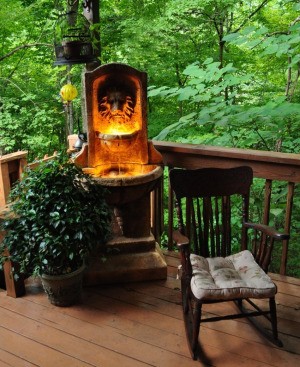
[0,152,27,209]
[0,209,26,297]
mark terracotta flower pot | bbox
[41,264,85,307]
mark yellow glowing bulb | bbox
[60,83,78,102]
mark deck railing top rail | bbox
[154,141,300,182]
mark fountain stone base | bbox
[74,63,167,284]
[82,164,167,285]
[84,242,167,285]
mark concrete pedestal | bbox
[84,242,167,285]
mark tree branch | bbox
[233,0,270,34]
[291,15,300,26]
[0,43,52,62]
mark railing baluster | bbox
[150,174,164,243]
[167,167,174,250]
[263,179,272,225]
[281,182,294,274]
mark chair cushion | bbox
[190,250,276,300]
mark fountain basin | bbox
[84,164,163,205]
[95,131,139,152]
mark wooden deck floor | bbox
[0,251,299,367]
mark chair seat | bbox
[190,250,276,301]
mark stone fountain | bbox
[73,63,167,284]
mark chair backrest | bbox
[169,166,253,257]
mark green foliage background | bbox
[1,0,299,276]
[1,0,300,156]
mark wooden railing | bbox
[0,152,28,208]
[153,141,300,275]
[0,152,58,297]
[2,144,300,276]
[0,151,57,208]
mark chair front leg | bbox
[191,301,202,360]
[269,297,282,346]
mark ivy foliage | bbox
[0,155,111,277]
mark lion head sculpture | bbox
[98,79,136,126]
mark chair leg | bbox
[182,289,201,360]
[181,280,211,362]
[191,301,202,360]
[235,297,283,347]
[236,299,243,309]
[269,297,282,346]
[181,277,189,314]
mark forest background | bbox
[0,0,300,276]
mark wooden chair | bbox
[169,166,289,361]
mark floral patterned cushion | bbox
[190,250,276,300]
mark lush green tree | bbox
[1,0,299,157]
[0,0,83,159]
[146,0,300,154]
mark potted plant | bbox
[0,154,111,306]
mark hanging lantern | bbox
[53,9,98,66]
[60,83,78,102]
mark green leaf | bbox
[177,86,198,101]
[289,54,300,66]
[154,121,184,140]
[288,35,300,45]
[183,64,205,78]
[75,231,83,240]
[289,23,300,31]
[254,26,268,36]
[246,39,262,48]
[203,57,214,65]
[241,26,257,35]
[293,3,300,11]
[276,43,290,56]
[262,44,279,55]
[148,86,170,97]
[179,112,197,123]
[222,33,239,42]
[270,208,284,217]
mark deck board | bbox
[0,252,299,367]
